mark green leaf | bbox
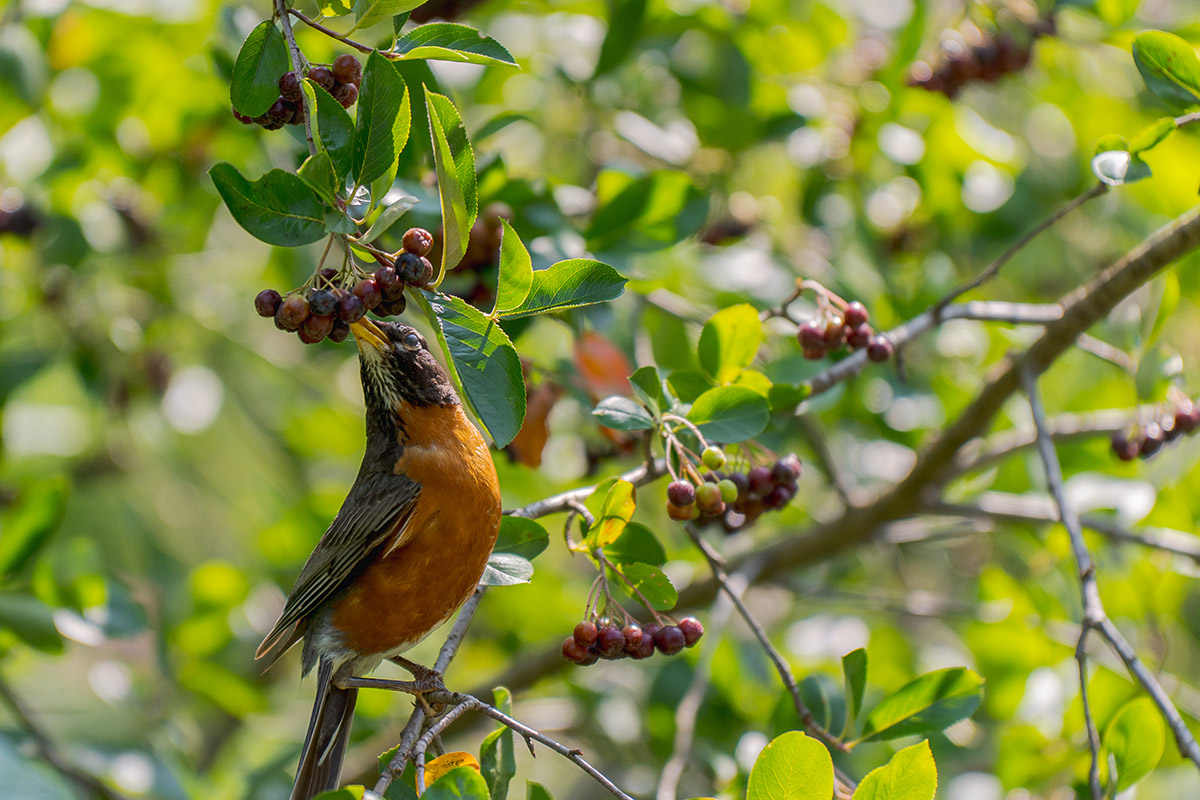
[586,479,636,549]
[362,195,420,242]
[325,209,357,234]
[354,51,412,188]
[629,366,664,412]
[394,23,517,67]
[494,517,549,561]
[768,383,810,412]
[1104,698,1165,792]
[426,88,477,283]
[858,668,985,743]
[424,767,492,800]
[686,385,769,443]
[592,396,655,431]
[594,0,646,77]
[1134,345,1181,402]
[377,749,419,800]
[492,219,533,314]
[230,21,289,117]
[1132,30,1200,110]
[746,731,834,800]
[0,477,68,578]
[0,737,75,800]
[842,648,867,738]
[699,304,763,383]
[667,370,713,404]
[0,592,62,653]
[1129,117,1178,153]
[480,686,516,800]
[496,259,627,319]
[851,740,938,800]
[298,151,341,204]
[526,782,553,800]
[1149,272,1181,346]
[615,562,676,611]
[209,163,328,246]
[603,522,666,567]
[354,0,427,32]
[586,170,707,251]
[418,291,526,447]
[481,552,533,586]
[313,788,370,800]
[1094,134,1129,157]
[305,79,356,179]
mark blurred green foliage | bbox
[3,0,1200,798]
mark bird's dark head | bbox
[350,318,458,409]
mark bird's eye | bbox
[402,331,422,350]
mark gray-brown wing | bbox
[256,472,420,662]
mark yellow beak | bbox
[350,318,389,352]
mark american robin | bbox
[255,317,502,800]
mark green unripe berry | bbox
[718,479,738,503]
[701,446,726,470]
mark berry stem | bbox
[597,551,668,625]
[274,0,317,158]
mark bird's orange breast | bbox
[330,402,501,656]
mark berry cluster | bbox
[1111,402,1200,461]
[561,617,704,666]
[232,55,362,130]
[666,448,801,534]
[252,227,433,344]
[797,301,893,363]
[907,17,1055,99]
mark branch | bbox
[275,0,316,157]
[288,9,375,55]
[505,458,666,519]
[1023,367,1200,779]
[954,407,1152,474]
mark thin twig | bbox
[1023,367,1200,781]
[288,8,376,55]
[505,459,667,519]
[1075,333,1136,373]
[936,183,1108,309]
[275,0,317,157]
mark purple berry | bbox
[255,288,282,317]
[866,335,894,362]
[667,480,695,506]
[678,617,704,647]
[654,625,686,655]
[843,301,868,328]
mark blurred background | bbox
[4,0,1200,797]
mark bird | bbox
[255,317,503,800]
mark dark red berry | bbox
[667,481,695,506]
[1175,407,1198,434]
[332,54,363,86]
[317,267,339,285]
[728,472,750,497]
[667,502,694,521]
[843,301,868,328]
[417,256,435,286]
[596,625,625,658]
[277,294,310,331]
[802,346,826,360]
[396,252,425,285]
[578,647,600,666]
[747,466,773,497]
[773,454,802,483]
[562,636,590,663]
[332,81,358,108]
[846,324,872,349]
[376,295,407,317]
[308,66,335,92]
[299,313,334,344]
[1112,431,1137,461]
[353,279,382,310]
[798,322,825,350]
[824,320,847,348]
[867,335,894,362]
[764,485,793,510]
[632,634,655,659]
[329,319,350,343]
[678,617,704,647]
[403,227,435,256]
[622,624,643,652]
[374,266,404,301]
[654,625,686,656]
[1139,424,1164,458]
[232,108,254,124]
[309,289,338,317]
[338,291,366,323]
[255,288,282,317]
[573,621,598,647]
[279,71,302,101]
[1162,416,1182,442]
[267,96,291,123]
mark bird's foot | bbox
[388,656,446,694]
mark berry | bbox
[277,294,310,331]
[678,617,704,647]
[308,66,335,92]
[374,265,404,300]
[338,291,366,323]
[667,502,694,521]
[764,485,793,510]
[632,625,657,659]
[696,483,724,515]
[309,289,338,317]
[376,296,407,317]
[396,252,425,285]
[802,346,826,360]
[417,256,435,286]
[1139,424,1164,458]
[329,319,350,343]
[596,624,625,658]
[702,446,726,470]
[654,625,686,655]
[773,454,802,482]
[232,108,255,124]
[843,301,868,328]
[353,279,382,310]
[403,227,435,256]
[798,323,825,351]
[578,647,600,666]
[299,313,334,344]
[621,624,643,652]
[867,335,894,362]
[1163,416,1182,442]
[847,324,872,349]
[1111,431,1137,461]
[573,621,598,647]
[561,636,590,664]
[279,71,302,101]
[332,54,363,86]
[255,288,282,317]
[718,479,738,503]
[747,466,773,497]
[1175,406,1199,434]
[667,480,695,507]
[267,96,292,123]
[824,320,847,348]
[318,267,339,285]
[332,81,358,108]
[728,472,750,497]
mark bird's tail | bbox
[290,659,358,800]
